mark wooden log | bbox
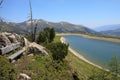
[0,42,20,55]
[8,49,25,61]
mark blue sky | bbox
[0,0,120,28]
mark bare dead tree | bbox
[0,0,4,6]
[33,24,37,42]
[29,0,34,42]
[0,0,4,31]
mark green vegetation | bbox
[14,29,79,80]
[47,42,69,61]
[37,27,55,44]
[17,55,74,80]
[0,56,17,80]
[53,36,61,43]
[49,28,55,42]
[109,56,120,77]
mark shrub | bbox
[47,42,69,61]
[0,56,17,80]
[37,28,55,44]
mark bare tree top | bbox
[0,0,4,6]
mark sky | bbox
[0,0,120,28]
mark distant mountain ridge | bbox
[94,24,120,32]
[0,19,97,34]
[100,28,120,36]
[94,24,120,36]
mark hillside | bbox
[0,19,97,34]
[0,21,27,34]
[100,28,120,36]
[94,24,120,32]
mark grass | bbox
[15,53,74,80]
[53,36,61,43]
[66,51,100,77]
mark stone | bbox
[0,45,3,48]
[3,32,12,36]
[13,33,22,42]
[14,33,25,46]
[0,33,11,47]
[8,34,18,43]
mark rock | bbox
[0,32,26,47]
[19,73,31,80]
[14,33,25,46]
[11,60,16,63]
[8,34,18,43]
[28,54,34,57]
[20,36,25,46]
[13,33,22,42]
[0,33,11,47]
[0,45,4,48]
[3,32,12,36]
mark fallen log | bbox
[8,49,25,61]
[0,42,20,55]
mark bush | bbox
[37,28,55,44]
[0,56,17,80]
[49,28,55,42]
[109,56,120,77]
[47,42,69,61]
[37,31,47,43]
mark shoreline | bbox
[60,37,109,71]
[57,33,120,43]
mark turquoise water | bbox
[64,36,120,67]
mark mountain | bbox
[94,24,120,32]
[100,28,120,36]
[94,24,120,36]
[0,21,27,34]
[0,19,97,34]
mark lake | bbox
[64,35,120,67]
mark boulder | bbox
[13,33,22,42]
[3,32,12,36]
[14,33,25,46]
[0,33,11,47]
[8,34,18,43]
[0,45,3,48]
[0,32,25,47]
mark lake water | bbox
[64,35,120,67]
